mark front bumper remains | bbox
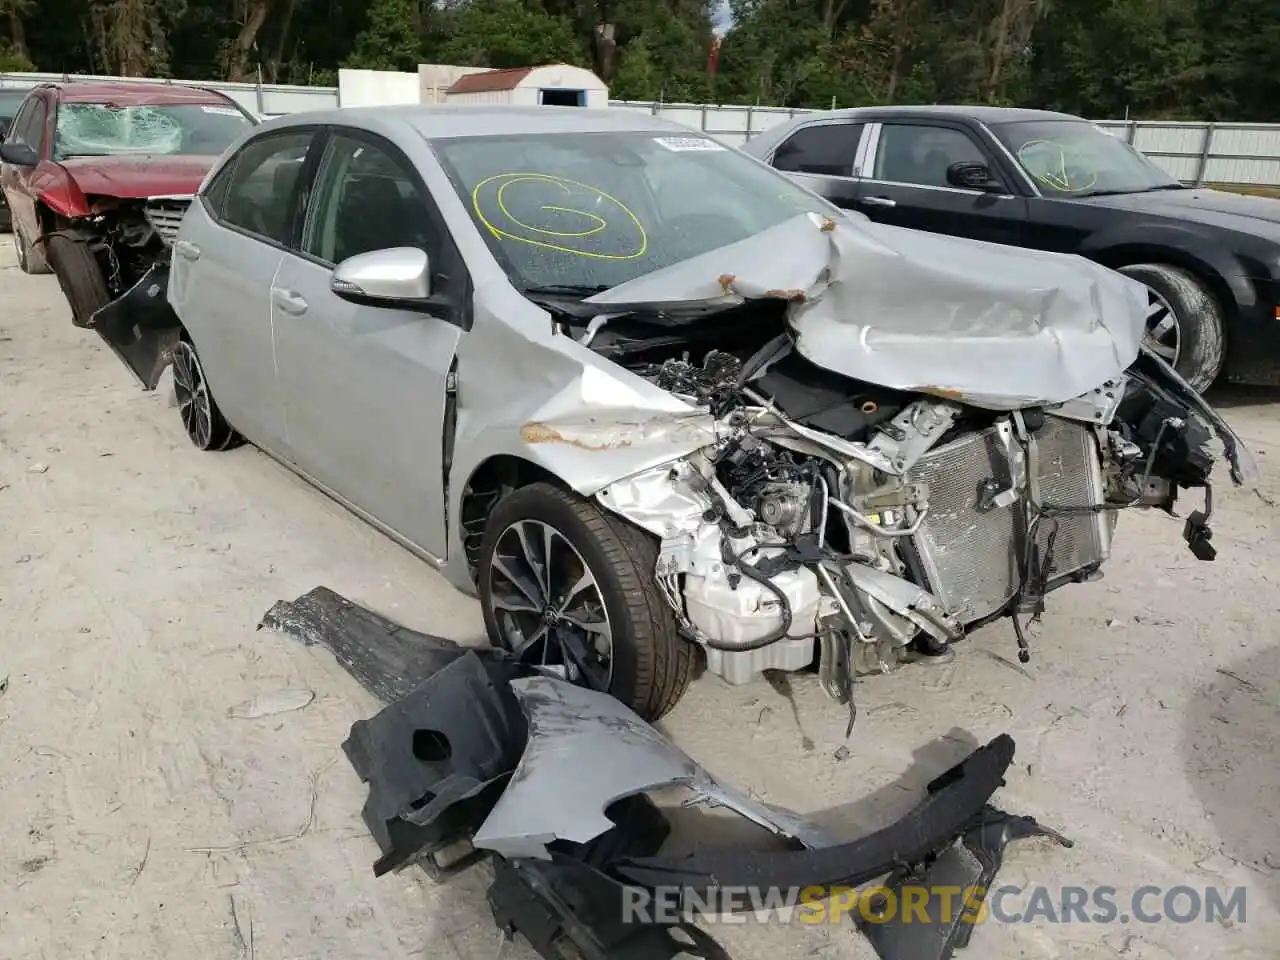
[260,586,1071,960]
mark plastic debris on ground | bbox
[260,586,1072,960]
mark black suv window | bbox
[873,124,992,189]
[213,130,315,245]
[773,123,863,177]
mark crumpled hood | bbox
[56,154,215,200]
[586,212,1149,410]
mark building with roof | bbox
[439,64,608,108]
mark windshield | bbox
[433,131,842,294]
[991,119,1182,197]
[53,102,252,159]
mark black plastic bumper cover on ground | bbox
[612,734,1017,893]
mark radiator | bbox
[143,196,192,247]
[905,415,1110,622]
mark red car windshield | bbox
[53,102,252,160]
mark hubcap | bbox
[487,519,614,690]
[1142,285,1181,366]
[172,341,214,448]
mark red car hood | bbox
[56,154,216,200]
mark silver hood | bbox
[585,212,1149,411]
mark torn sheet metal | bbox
[343,651,531,877]
[586,213,1149,411]
[471,675,838,860]
[259,585,482,702]
[613,734,1016,892]
[858,806,1073,960]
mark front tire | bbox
[1119,263,1225,392]
[478,482,695,721]
[46,235,110,325]
[14,222,51,275]
[172,338,241,451]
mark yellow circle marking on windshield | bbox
[1017,139,1099,193]
[472,172,648,260]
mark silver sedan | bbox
[107,105,1252,721]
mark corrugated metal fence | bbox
[5,70,1280,187]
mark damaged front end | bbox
[50,194,186,389]
[559,214,1258,709]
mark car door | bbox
[766,120,866,211]
[270,127,466,561]
[0,92,46,243]
[167,127,322,455]
[856,120,1029,246]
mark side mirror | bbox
[331,247,432,308]
[947,161,1002,192]
[0,142,37,167]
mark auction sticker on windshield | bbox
[653,136,725,152]
[201,106,243,117]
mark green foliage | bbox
[425,0,587,69]
[3,0,1279,119]
[0,45,34,72]
[344,0,423,71]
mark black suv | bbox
[742,105,1280,390]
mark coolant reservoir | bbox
[683,565,822,648]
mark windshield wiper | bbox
[1083,184,1188,197]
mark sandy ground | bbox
[1,237,1279,960]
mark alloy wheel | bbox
[13,228,26,271]
[487,519,615,691]
[1142,284,1181,367]
[172,340,215,449]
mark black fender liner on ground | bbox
[612,734,1017,892]
[857,804,1072,960]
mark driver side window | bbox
[303,133,438,266]
[873,124,992,189]
[11,96,47,154]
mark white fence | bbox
[6,70,1280,186]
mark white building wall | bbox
[445,90,516,105]
[337,68,420,107]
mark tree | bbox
[344,0,421,70]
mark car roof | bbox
[259,104,693,140]
[41,80,237,107]
[827,104,1084,124]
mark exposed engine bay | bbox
[63,195,188,314]
[582,298,1244,717]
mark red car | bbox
[0,80,256,370]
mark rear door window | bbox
[772,123,864,177]
[212,130,317,246]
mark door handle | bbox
[174,240,200,261]
[860,196,897,208]
[271,288,308,315]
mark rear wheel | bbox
[172,338,241,451]
[1119,263,1225,392]
[477,482,695,721]
[46,235,110,326]
[14,223,51,275]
